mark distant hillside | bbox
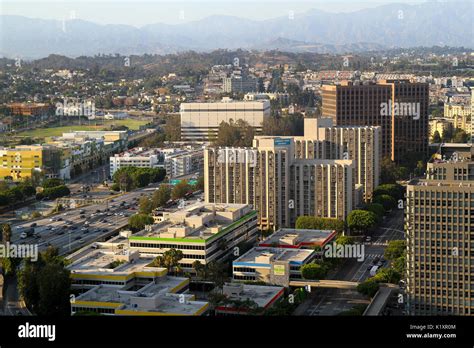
[1,1,472,58]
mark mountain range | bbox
[1,1,472,59]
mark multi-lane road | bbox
[10,183,161,256]
[297,208,405,316]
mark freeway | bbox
[9,182,162,256]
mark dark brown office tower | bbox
[321,80,429,163]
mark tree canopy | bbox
[295,216,345,233]
[346,210,377,234]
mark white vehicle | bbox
[369,265,379,277]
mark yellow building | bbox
[444,103,471,119]
[68,245,209,316]
[0,145,60,180]
[429,118,453,139]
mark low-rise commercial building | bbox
[259,228,337,249]
[67,244,209,316]
[128,202,258,272]
[232,247,315,284]
[215,283,285,315]
[110,147,162,176]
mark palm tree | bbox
[2,224,12,244]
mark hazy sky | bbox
[0,0,434,26]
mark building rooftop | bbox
[67,248,166,279]
[216,283,284,312]
[259,228,337,249]
[408,179,474,188]
[132,202,255,243]
[233,247,314,266]
[75,280,208,316]
[112,147,162,158]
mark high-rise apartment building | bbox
[294,118,380,201]
[321,79,429,162]
[205,136,354,230]
[180,99,270,142]
[406,143,474,315]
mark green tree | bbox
[193,176,204,191]
[380,157,408,183]
[1,223,12,243]
[431,130,442,143]
[171,180,191,200]
[373,184,404,201]
[36,262,71,316]
[392,255,406,275]
[335,235,354,245]
[42,178,64,188]
[373,194,397,211]
[138,196,153,214]
[117,171,133,192]
[132,171,150,188]
[365,203,385,220]
[346,210,377,234]
[192,260,206,278]
[206,261,228,289]
[153,248,184,274]
[356,279,380,298]
[295,216,345,233]
[384,240,407,261]
[301,262,328,280]
[163,115,181,141]
[152,185,171,208]
[372,268,401,284]
[128,214,154,232]
[42,185,70,200]
[213,119,255,147]
[452,128,468,143]
[18,247,71,316]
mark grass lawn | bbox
[17,119,150,138]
